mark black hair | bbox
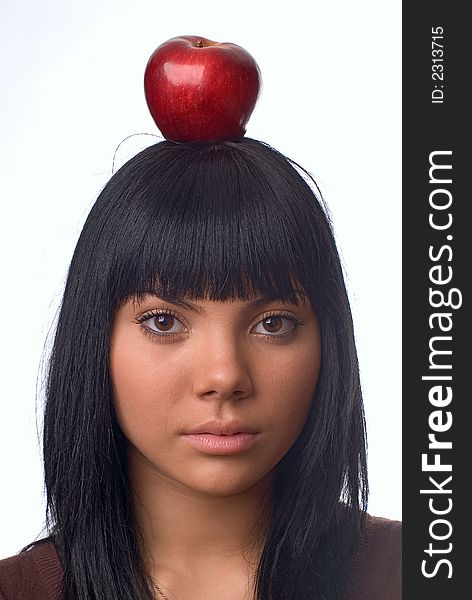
[42,137,368,599]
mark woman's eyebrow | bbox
[237,293,307,312]
[154,295,205,315]
[146,291,307,315]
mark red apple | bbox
[144,35,262,142]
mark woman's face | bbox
[110,291,321,497]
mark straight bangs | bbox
[84,138,327,312]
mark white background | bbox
[0,0,401,559]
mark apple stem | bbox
[195,39,204,48]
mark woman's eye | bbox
[137,311,300,340]
[142,313,185,334]
[252,315,297,336]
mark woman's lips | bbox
[182,432,259,454]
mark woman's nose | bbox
[191,331,253,402]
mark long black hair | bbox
[42,137,368,600]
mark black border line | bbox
[403,2,469,597]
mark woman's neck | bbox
[129,448,273,576]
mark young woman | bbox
[0,137,401,600]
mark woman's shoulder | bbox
[0,539,63,600]
[344,513,402,600]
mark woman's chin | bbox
[146,458,275,499]
[176,465,273,498]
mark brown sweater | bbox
[0,514,401,599]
